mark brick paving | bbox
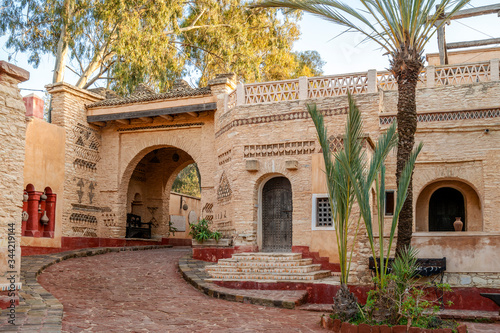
[2,247,500,332]
[37,248,326,332]
[0,245,171,332]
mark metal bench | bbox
[369,257,447,305]
[480,293,500,314]
[126,213,152,239]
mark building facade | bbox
[18,52,500,289]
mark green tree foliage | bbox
[171,164,201,198]
[0,0,324,94]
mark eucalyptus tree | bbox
[0,0,323,94]
[254,0,469,254]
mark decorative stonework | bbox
[216,107,348,138]
[245,79,299,104]
[435,62,490,86]
[72,123,101,172]
[308,73,368,98]
[218,149,232,165]
[379,107,500,125]
[102,212,117,227]
[202,203,214,221]
[71,226,98,237]
[117,122,204,132]
[243,141,315,158]
[70,213,98,224]
[147,206,159,227]
[217,172,232,203]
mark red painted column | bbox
[24,188,41,237]
[43,191,56,238]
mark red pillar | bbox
[43,190,56,238]
[24,187,41,237]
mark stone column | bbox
[0,61,29,307]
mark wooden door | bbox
[262,177,292,252]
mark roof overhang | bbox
[87,95,216,123]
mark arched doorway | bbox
[126,147,195,239]
[429,187,465,231]
[261,177,293,252]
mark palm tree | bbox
[252,0,469,254]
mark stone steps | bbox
[205,263,322,274]
[218,258,314,267]
[205,252,333,282]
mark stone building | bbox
[16,49,500,291]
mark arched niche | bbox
[416,179,482,232]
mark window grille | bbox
[316,197,333,227]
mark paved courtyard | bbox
[37,248,325,332]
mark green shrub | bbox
[189,219,221,242]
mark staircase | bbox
[205,252,333,282]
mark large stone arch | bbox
[108,127,214,239]
[415,178,483,232]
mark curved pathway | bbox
[38,248,325,332]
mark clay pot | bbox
[40,211,49,225]
[453,217,463,231]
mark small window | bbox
[385,191,395,216]
[312,194,334,230]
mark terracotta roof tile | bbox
[87,85,212,108]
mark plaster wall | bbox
[22,118,65,247]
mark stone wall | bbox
[0,61,29,292]
[46,83,104,239]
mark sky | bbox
[1,0,499,97]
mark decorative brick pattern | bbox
[245,79,299,104]
[218,149,232,165]
[435,62,490,86]
[117,122,204,132]
[217,172,232,203]
[216,107,348,138]
[308,73,368,97]
[380,107,500,125]
[243,141,316,158]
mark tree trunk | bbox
[394,63,420,256]
[52,0,74,83]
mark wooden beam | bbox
[159,114,174,121]
[447,38,500,50]
[186,112,199,117]
[87,102,216,123]
[115,119,130,125]
[445,4,500,21]
[92,121,106,127]
[437,25,448,65]
[139,117,154,123]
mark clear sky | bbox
[1,0,499,97]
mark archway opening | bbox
[429,187,465,232]
[261,176,293,252]
[126,147,195,239]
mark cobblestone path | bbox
[38,248,326,333]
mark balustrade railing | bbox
[308,72,368,98]
[228,59,500,108]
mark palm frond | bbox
[252,0,470,56]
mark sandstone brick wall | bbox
[46,83,104,239]
[0,61,29,289]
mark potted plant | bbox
[189,219,231,247]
